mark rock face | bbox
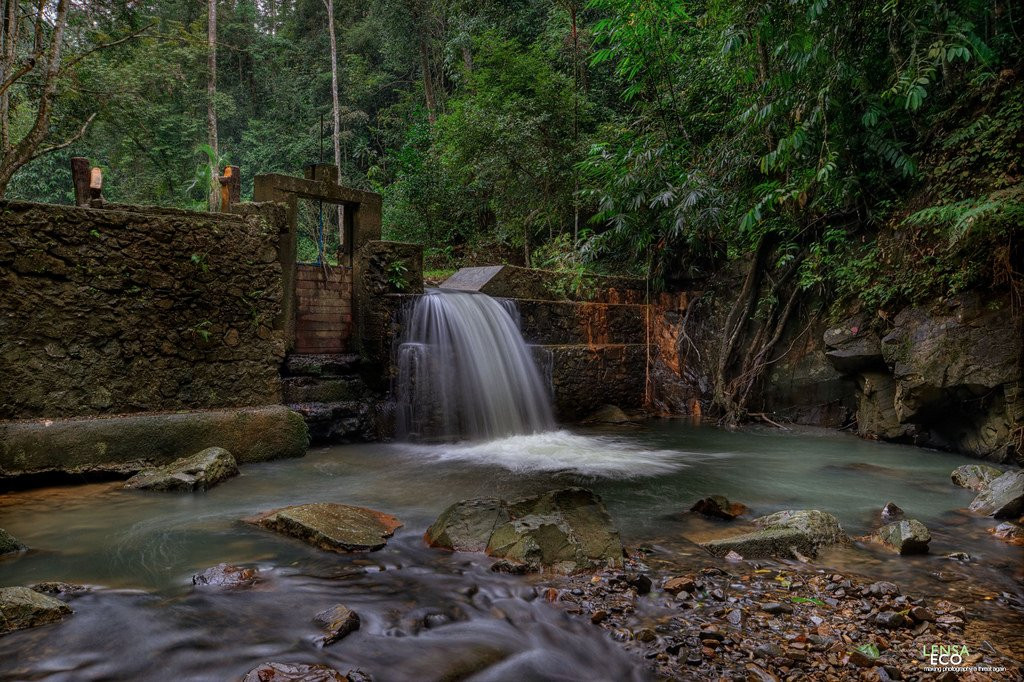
[823,319,884,374]
[251,503,402,552]
[701,510,847,560]
[0,529,26,555]
[426,488,624,573]
[877,519,931,555]
[690,495,748,520]
[313,604,360,646]
[241,662,351,682]
[125,447,239,492]
[192,563,259,587]
[951,464,1003,491]
[969,470,1024,518]
[820,296,1023,463]
[0,586,71,634]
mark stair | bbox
[283,354,379,444]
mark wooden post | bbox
[218,165,240,211]
[88,167,103,203]
[70,157,90,206]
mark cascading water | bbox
[395,289,556,440]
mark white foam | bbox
[398,430,707,477]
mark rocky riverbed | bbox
[541,548,1023,681]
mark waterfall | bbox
[395,289,555,440]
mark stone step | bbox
[287,401,375,444]
[282,376,366,403]
[284,353,361,378]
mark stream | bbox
[1,421,1021,680]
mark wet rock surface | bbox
[969,470,1024,519]
[582,404,634,425]
[0,529,26,556]
[702,510,847,560]
[124,447,239,492]
[876,519,932,555]
[544,551,1022,681]
[880,502,904,523]
[427,488,624,573]
[0,586,72,634]
[241,662,369,682]
[192,563,259,587]
[313,604,360,646]
[951,464,1004,491]
[690,495,748,520]
[250,503,402,552]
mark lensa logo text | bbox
[922,644,969,666]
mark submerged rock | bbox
[0,586,71,634]
[991,521,1024,546]
[690,495,748,520]
[582,404,633,424]
[30,582,89,595]
[968,470,1024,518]
[701,509,847,560]
[313,604,360,646]
[251,503,402,552]
[241,662,356,682]
[0,529,26,556]
[426,487,624,573]
[880,502,904,523]
[877,519,931,555]
[124,447,239,492]
[951,464,1003,491]
[192,563,259,587]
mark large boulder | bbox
[426,488,624,573]
[823,317,884,374]
[124,447,239,492]
[969,470,1024,518]
[951,464,1003,491]
[0,586,71,634]
[877,519,931,555]
[250,503,402,552]
[701,509,847,560]
[0,528,26,556]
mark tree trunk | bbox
[207,0,219,212]
[419,37,436,123]
[325,0,344,246]
[0,0,70,198]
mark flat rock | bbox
[313,604,360,646]
[0,586,72,634]
[251,503,402,552]
[951,464,1003,491]
[192,563,259,587]
[30,582,89,595]
[877,519,931,555]
[0,528,26,556]
[426,487,624,573]
[690,495,748,520]
[969,470,1024,518]
[241,662,352,682]
[701,509,847,560]
[124,447,239,492]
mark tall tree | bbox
[207,0,219,211]
[0,0,75,197]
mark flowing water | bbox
[395,289,555,440]
[1,422,1022,681]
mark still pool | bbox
[1,421,1021,680]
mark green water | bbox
[0,421,1020,681]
